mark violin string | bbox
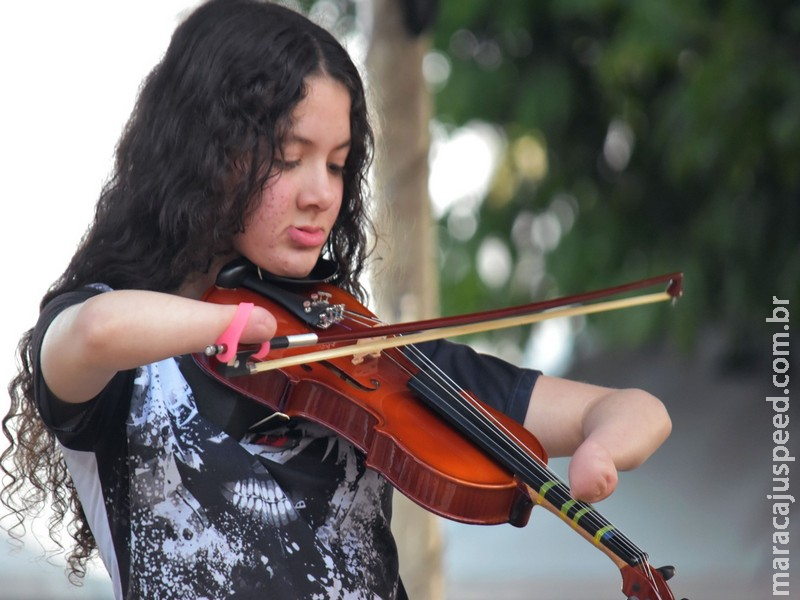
[336,312,660,588]
[401,346,629,531]
[390,341,645,561]
[335,312,649,564]
[634,558,666,600]
[338,313,585,511]
[403,343,653,565]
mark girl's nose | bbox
[298,163,339,210]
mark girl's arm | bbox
[525,375,672,503]
[40,290,276,404]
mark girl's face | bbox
[234,76,351,278]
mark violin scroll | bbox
[621,563,688,600]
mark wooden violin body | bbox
[194,259,685,600]
[197,282,541,527]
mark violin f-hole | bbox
[317,360,381,392]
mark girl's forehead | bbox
[285,77,351,140]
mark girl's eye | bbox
[328,163,345,175]
[274,158,300,170]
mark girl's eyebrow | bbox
[285,134,351,151]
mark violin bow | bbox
[236,271,683,374]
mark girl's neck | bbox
[179,258,231,299]
[178,273,215,299]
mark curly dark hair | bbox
[1,0,374,581]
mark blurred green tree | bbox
[290,0,799,366]
[430,0,800,362]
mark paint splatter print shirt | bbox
[33,286,538,599]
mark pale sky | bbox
[1,2,200,425]
[0,7,203,576]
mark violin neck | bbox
[522,480,639,570]
[407,369,649,570]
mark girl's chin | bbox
[250,255,320,280]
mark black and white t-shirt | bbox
[33,286,539,599]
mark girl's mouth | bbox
[288,226,326,248]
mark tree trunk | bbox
[365,0,444,598]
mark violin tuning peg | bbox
[656,565,675,581]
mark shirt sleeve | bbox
[411,339,540,425]
[32,286,134,450]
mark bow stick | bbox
[234,271,682,375]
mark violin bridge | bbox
[351,338,384,365]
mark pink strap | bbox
[215,302,270,363]
[252,339,271,360]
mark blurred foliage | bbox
[430,0,800,358]
[292,0,800,362]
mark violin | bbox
[194,258,686,600]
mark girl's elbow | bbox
[637,391,673,463]
[623,390,672,470]
[649,393,673,442]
